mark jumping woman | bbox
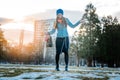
[46,9,84,71]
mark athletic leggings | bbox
[56,51,69,68]
[55,37,69,68]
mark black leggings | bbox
[55,37,69,68]
[56,51,69,68]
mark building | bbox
[34,19,56,64]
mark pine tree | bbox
[100,16,120,67]
[71,3,101,67]
[70,30,85,67]
[0,28,7,62]
[81,3,101,67]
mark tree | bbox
[0,28,7,62]
[99,16,120,67]
[70,30,85,67]
[70,3,101,67]
[80,3,101,67]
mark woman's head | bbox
[56,9,64,15]
[56,9,64,21]
[56,9,64,23]
[54,9,67,29]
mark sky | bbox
[0,0,120,18]
[0,0,120,31]
[0,0,120,44]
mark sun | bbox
[0,16,34,45]
[1,17,34,31]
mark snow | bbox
[109,77,120,80]
[0,72,52,80]
[0,64,120,80]
[83,73,104,78]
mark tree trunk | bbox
[116,58,120,67]
[108,60,114,67]
[101,63,104,68]
[87,58,92,67]
[76,56,80,67]
[93,57,96,67]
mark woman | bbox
[46,9,83,71]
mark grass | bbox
[72,76,109,80]
[0,68,47,77]
[2,69,24,77]
[81,77,109,80]
[0,65,119,79]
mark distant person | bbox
[46,9,84,71]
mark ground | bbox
[0,64,120,80]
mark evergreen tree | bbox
[80,3,101,67]
[71,3,101,67]
[0,28,7,62]
[70,30,85,67]
[99,16,120,67]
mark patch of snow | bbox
[0,64,120,80]
[83,73,104,78]
[57,77,80,80]
[42,71,81,80]
[9,70,15,73]
[0,72,52,80]
[0,74,3,77]
[109,77,120,80]
[107,73,120,77]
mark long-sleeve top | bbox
[48,18,80,38]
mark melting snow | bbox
[0,64,120,80]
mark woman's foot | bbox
[56,68,60,71]
[65,66,68,71]
[65,68,68,71]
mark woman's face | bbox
[57,13,63,18]
[57,13,63,23]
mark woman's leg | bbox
[64,37,69,71]
[55,38,63,71]
[64,51,69,71]
[55,53,60,71]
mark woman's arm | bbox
[66,18,80,28]
[45,27,56,42]
[48,28,56,35]
[48,21,56,35]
